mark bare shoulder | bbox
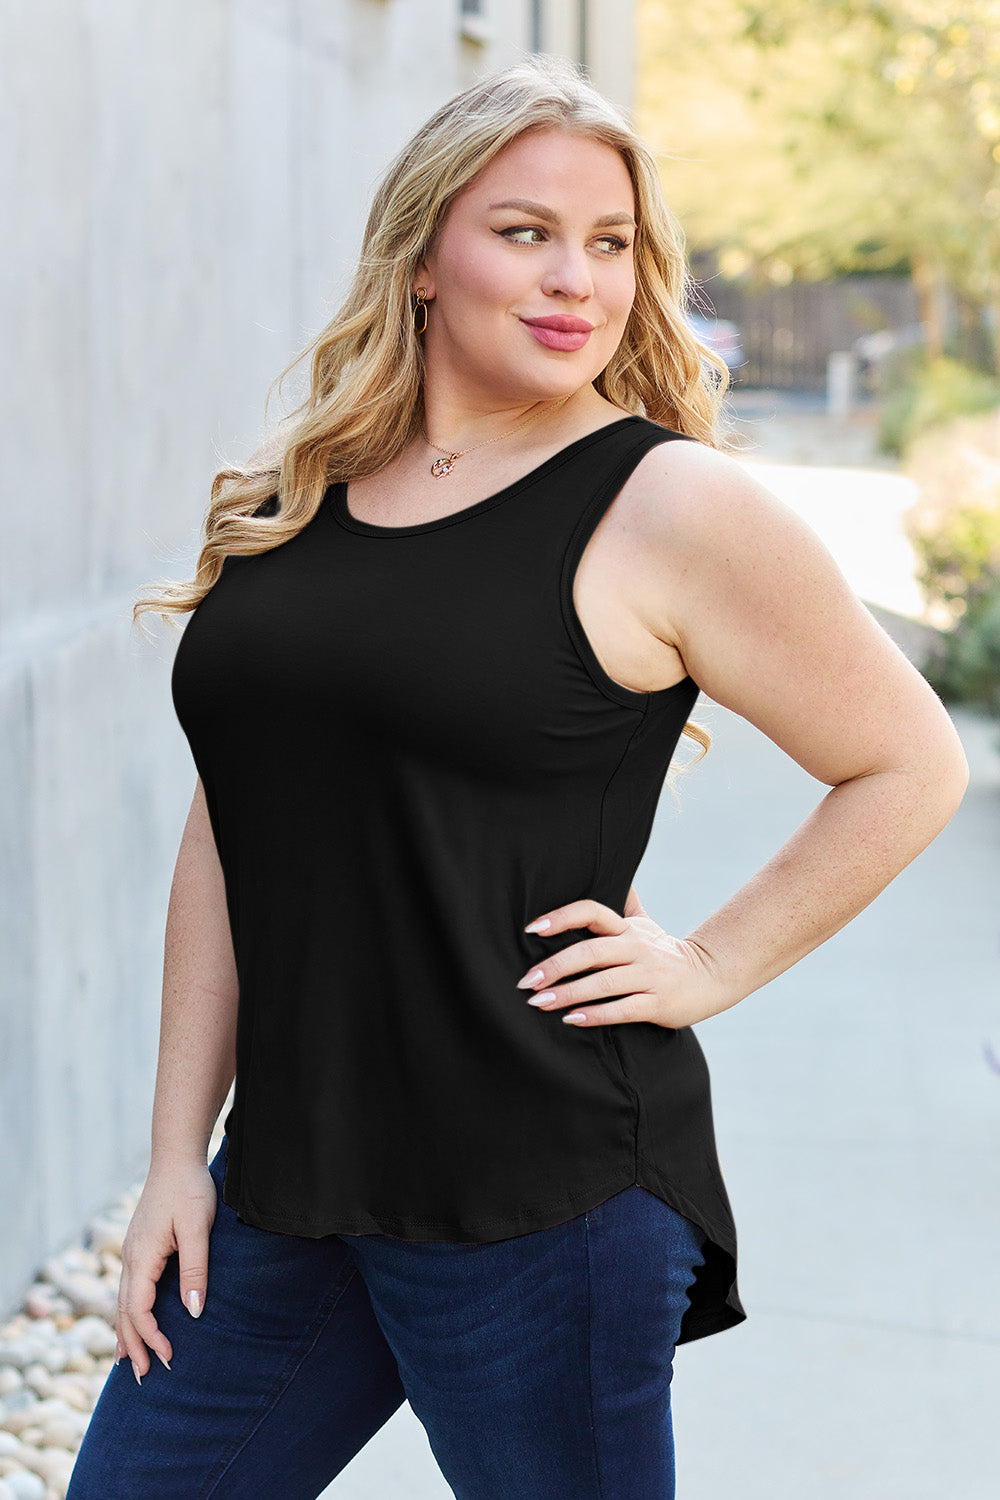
[619,433,964,791]
[622,435,819,561]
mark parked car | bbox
[684,312,745,374]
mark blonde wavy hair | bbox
[136,54,733,759]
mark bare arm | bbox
[150,775,239,1164]
[643,442,969,1015]
[518,445,969,1028]
[116,777,239,1379]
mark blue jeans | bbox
[67,1134,707,1499]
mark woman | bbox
[68,54,968,1500]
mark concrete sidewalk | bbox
[657,701,1000,1500]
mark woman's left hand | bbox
[517,889,739,1030]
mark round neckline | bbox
[326,415,643,537]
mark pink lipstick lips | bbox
[520,315,595,352]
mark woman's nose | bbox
[540,243,594,301]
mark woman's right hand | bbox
[115,1157,218,1382]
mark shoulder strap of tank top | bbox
[565,419,695,549]
[553,421,695,709]
[601,415,695,472]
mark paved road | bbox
[323,401,999,1497]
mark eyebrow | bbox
[488,198,637,230]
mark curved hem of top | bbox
[636,1147,737,1258]
[677,1302,747,1344]
[631,1157,747,1345]
[221,1159,746,1344]
[222,1163,648,1240]
[635,1169,746,1345]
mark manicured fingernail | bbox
[132,1361,142,1386]
[186,1290,202,1317]
[524,918,551,932]
[156,1350,171,1370]
[528,992,556,1005]
[563,1012,587,1023]
[517,969,545,990]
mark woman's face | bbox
[416,128,637,409]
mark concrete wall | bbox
[0,0,635,1315]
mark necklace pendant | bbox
[430,454,458,478]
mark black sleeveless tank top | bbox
[170,414,746,1343]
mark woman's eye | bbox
[499,226,546,245]
[497,226,631,255]
[500,226,632,253]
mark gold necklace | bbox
[425,396,573,478]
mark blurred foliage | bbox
[904,409,1000,709]
[878,355,1000,455]
[638,0,1000,333]
[920,587,1000,712]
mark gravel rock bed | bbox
[0,1176,145,1499]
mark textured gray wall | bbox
[1,0,638,1316]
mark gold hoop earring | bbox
[413,287,428,336]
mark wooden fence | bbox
[690,265,921,392]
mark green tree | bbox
[638,0,1000,366]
